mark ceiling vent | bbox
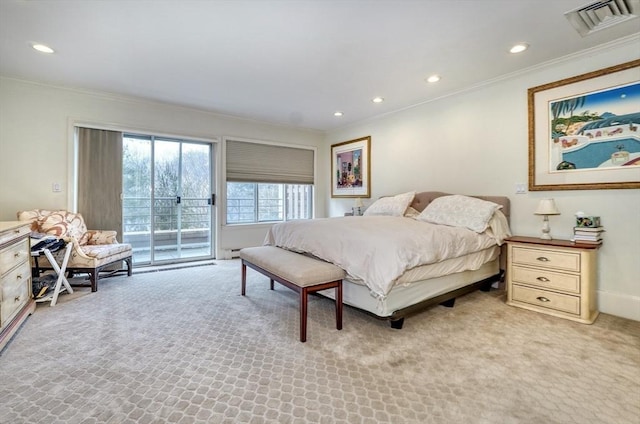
[565,0,639,36]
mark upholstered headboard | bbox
[410,191,511,223]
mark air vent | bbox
[565,0,639,36]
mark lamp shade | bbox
[534,199,560,215]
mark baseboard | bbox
[598,290,640,321]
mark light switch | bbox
[515,183,527,194]
[52,183,61,192]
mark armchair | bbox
[17,209,132,292]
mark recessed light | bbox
[32,43,54,54]
[372,97,384,103]
[510,43,529,54]
[426,75,440,83]
[334,111,343,117]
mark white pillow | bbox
[485,210,512,244]
[363,191,416,217]
[404,206,421,218]
[417,194,501,233]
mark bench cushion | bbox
[240,246,345,287]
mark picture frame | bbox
[331,136,371,198]
[528,59,640,191]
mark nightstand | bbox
[505,236,600,324]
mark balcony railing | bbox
[123,196,211,263]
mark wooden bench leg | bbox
[300,287,308,342]
[336,282,343,331]
[241,262,247,296]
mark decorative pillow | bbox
[363,191,415,217]
[485,210,512,244]
[404,206,421,218]
[417,195,501,233]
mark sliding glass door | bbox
[122,135,215,265]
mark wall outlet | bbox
[52,183,61,192]
[515,183,527,194]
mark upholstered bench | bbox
[240,246,345,342]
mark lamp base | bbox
[540,215,552,240]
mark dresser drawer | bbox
[0,238,30,275]
[511,284,580,315]
[1,261,32,326]
[512,246,580,272]
[511,266,580,294]
[0,224,30,247]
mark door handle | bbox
[176,196,181,204]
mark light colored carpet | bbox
[0,259,638,424]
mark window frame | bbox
[225,182,313,225]
[223,137,317,226]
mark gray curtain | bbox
[77,127,123,240]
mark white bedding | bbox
[264,215,503,300]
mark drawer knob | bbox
[536,296,550,303]
[536,257,550,262]
[536,276,550,282]
[17,274,22,280]
[14,252,20,258]
[15,296,21,302]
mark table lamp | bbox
[353,198,364,216]
[534,198,560,240]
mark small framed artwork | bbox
[528,59,640,191]
[331,136,371,198]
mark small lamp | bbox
[534,199,560,240]
[353,198,364,216]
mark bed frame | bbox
[323,191,510,329]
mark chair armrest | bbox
[85,230,119,245]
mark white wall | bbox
[325,38,640,321]
[0,78,327,256]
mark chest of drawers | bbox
[506,236,600,324]
[0,221,36,352]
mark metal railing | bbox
[123,196,211,263]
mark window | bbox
[225,139,315,225]
[226,183,313,224]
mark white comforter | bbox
[264,216,501,300]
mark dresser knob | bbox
[14,252,20,258]
[536,276,550,282]
[15,296,21,302]
[536,296,550,302]
[536,257,550,262]
[17,274,22,279]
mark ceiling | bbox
[1,0,638,131]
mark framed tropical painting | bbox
[528,59,640,190]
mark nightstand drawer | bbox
[512,246,580,272]
[511,266,580,294]
[511,284,580,315]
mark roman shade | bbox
[226,140,314,184]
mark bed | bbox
[264,191,511,328]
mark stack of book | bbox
[573,226,604,244]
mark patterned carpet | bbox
[1,259,638,424]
